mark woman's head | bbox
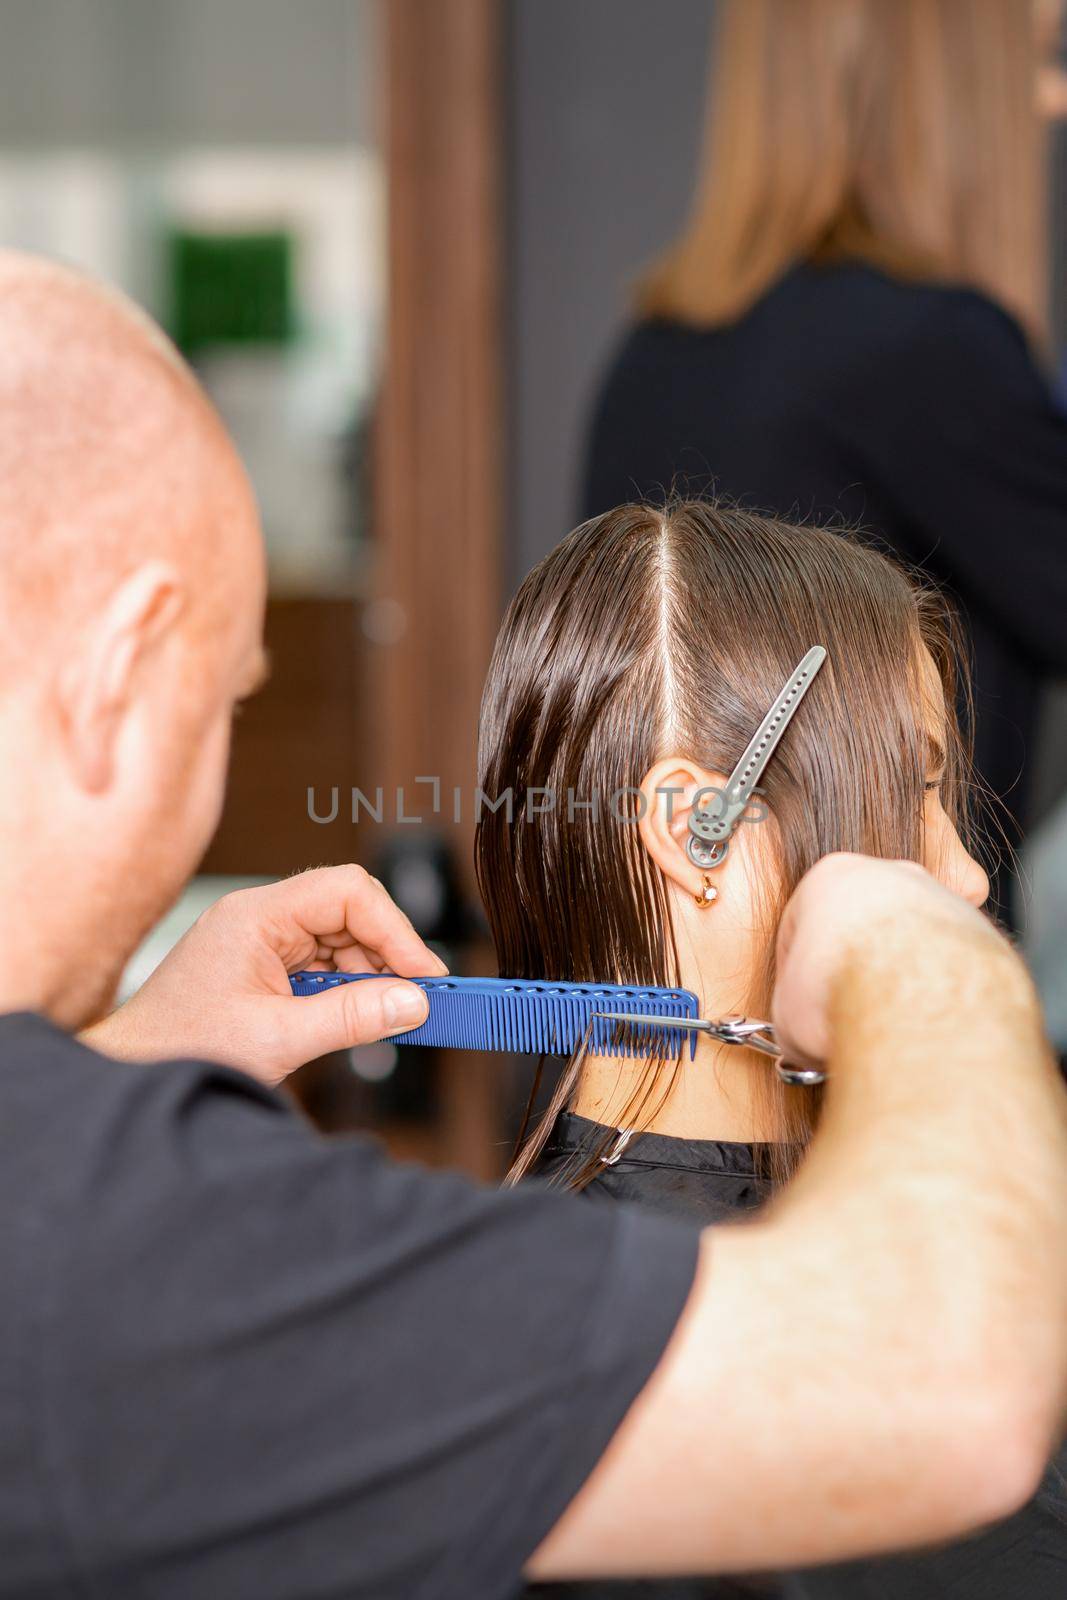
[475,501,987,1171]
[639,0,1048,338]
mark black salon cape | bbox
[582,261,1067,919]
[526,1111,1067,1600]
[0,1014,698,1600]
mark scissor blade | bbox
[594,1011,780,1058]
[593,1010,713,1030]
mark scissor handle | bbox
[709,1015,780,1056]
[713,1017,826,1085]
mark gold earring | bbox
[694,874,719,908]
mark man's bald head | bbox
[0,249,262,674]
[0,253,268,1026]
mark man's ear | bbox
[638,756,734,897]
[55,561,186,794]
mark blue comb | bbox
[288,971,700,1059]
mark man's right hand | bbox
[770,852,1006,1070]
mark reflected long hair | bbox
[638,0,1047,339]
[474,501,979,1188]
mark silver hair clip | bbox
[686,645,827,870]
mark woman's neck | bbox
[569,911,783,1142]
[571,1032,781,1143]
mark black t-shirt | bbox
[0,1013,698,1599]
[581,261,1067,918]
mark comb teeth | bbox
[288,973,699,1060]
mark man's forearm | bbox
[531,906,1067,1580]
[695,913,1067,1566]
[80,1006,142,1059]
[811,909,1067,1430]
[763,911,1067,1544]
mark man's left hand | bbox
[82,866,446,1084]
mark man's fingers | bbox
[272,976,430,1063]
[330,947,386,975]
[243,867,448,977]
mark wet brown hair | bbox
[474,500,978,1188]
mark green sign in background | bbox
[168,229,294,354]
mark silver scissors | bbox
[593,1009,825,1086]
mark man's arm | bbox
[530,857,1067,1578]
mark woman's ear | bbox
[638,756,733,898]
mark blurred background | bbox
[3,0,1067,1176]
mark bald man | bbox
[0,251,1065,1600]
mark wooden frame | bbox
[372,0,503,898]
[374,0,504,1178]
